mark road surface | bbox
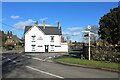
[1,52,119,79]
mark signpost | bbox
[82,25,94,60]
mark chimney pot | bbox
[35,21,38,27]
[43,20,46,29]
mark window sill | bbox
[32,41,35,42]
[32,50,35,51]
[51,41,54,42]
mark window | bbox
[51,45,54,49]
[32,45,35,49]
[51,50,54,51]
[37,37,43,40]
[32,35,36,42]
[32,50,35,51]
[51,36,54,42]
[55,46,61,47]
[38,46,42,47]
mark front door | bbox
[45,45,49,52]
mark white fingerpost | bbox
[88,25,91,60]
[88,32,90,60]
[82,25,92,60]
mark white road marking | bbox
[26,66,64,79]
[19,51,23,53]
[27,56,31,58]
[7,58,17,63]
[12,60,17,63]
[3,56,63,78]
[32,57,43,61]
[25,54,40,55]
[32,57,53,62]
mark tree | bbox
[16,42,22,46]
[98,6,120,45]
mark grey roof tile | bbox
[24,26,62,35]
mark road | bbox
[1,51,119,79]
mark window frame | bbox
[50,36,54,42]
[31,35,36,42]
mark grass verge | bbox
[55,57,119,71]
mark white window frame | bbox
[32,35,36,42]
[51,36,54,42]
[51,45,54,49]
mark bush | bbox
[91,46,120,63]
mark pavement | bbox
[0,51,119,79]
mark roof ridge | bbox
[24,26,62,35]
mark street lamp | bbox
[82,25,94,60]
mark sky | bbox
[2,2,119,42]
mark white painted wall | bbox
[44,35,61,45]
[25,26,45,52]
[25,26,68,52]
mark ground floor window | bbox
[55,46,61,47]
[51,45,54,49]
[32,45,36,51]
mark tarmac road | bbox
[1,52,119,79]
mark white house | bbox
[24,21,68,53]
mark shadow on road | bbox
[2,52,32,78]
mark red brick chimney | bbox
[61,36,64,43]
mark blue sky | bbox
[2,2,118,42]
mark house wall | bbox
[25,26,45,52]
[25,26,68,52]
[44,35,61,45]
[49,43,68,52]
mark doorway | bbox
[45,45,49,52]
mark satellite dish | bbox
[87,25,91,29]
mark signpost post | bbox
[82,25,94,60]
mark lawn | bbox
[55,57,119,70]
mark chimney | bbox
[58,22,61,29]
[35,21,38,27]
[10,31,12,36]
[7,31,9,36]
[43,20,46,29]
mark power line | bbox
[0,22,24,38]
[0,22,15,29]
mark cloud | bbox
[72,32,80,36]
[62,32,70,35]
[10,16,20,19]
[67,27,81,31]
[13,19,35,30]
[40,17,48,22]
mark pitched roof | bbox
[24,26,62,35]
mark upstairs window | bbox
[51,36,54,42]
[32,35,36,42]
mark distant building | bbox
[0,30,7,48]
[24,21,68,52]
[5,31,14,45]
[1,31,23,49]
